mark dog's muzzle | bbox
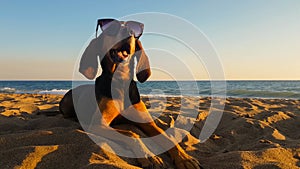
[110,42,131,63]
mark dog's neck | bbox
[113,62,133,81]
[101,56,135,81]
[98,56,135,110]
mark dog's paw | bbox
[138,155,167,169]
[174,153,202,169]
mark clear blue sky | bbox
[0,0,299,80]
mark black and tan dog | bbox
[59,19,201,169]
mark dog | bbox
[59,19,201,169]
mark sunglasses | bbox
[96,19,144,38]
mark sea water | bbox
[0,80,299,99]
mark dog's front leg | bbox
[88,125,165,169]
[92,97,166,168]
[123,101,201,169]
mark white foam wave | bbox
[141,94,203,98]
[0,87,16,93]
[38,89,69,95]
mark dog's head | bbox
[79,19,151,83]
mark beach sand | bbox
[0,93,299,169]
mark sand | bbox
[0,93,299,169]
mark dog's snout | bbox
[120,26,133,37]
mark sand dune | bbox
[0,94,299,168]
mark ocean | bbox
[0,80,300,99]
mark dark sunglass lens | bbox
[101,20,120,36]
[126,21,143,37]
[100,19,114,30]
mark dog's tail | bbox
[59,89,78,122]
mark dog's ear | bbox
[79,38,102,80]
[135,39,151,83]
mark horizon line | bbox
[0,79,300,81]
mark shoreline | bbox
[1,92,300,101]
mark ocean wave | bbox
[38,89,69,95]
[227,89,300,99]
[141,94,204,98]
[0,87,16,93]
[0,87,69,95]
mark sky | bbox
[0,0,299,80]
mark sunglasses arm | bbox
[96,19,102,37]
